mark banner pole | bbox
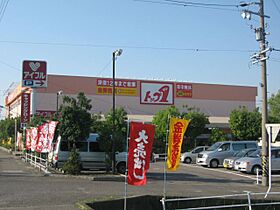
[163,115,170,202]
[124,119,130,210]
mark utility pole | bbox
[240,0,270,186]
[259,0,269,187]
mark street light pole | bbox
[112,49,123,174]
[14,118,17,152]
[56,90,63,114]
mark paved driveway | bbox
[1,148,278,209]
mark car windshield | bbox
[248,150,260,157]
[207,142,223,151]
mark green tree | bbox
[152,106,209,152]
[0,117,20,149]
[229,106,261,140]
[97,107,127,170]
[181,106,209,149]
[152,106,180,153]
[58,92,92,174]
[210,128,227,144]
[268,90,280,123]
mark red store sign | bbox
[140,82,174,105]
[21,92,31,124]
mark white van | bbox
[49,133,127,173]
[196,141,258,168]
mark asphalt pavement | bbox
[0,147,278,210]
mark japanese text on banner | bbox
[167,118,190,171]
[127,122,155,186]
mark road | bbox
[1,148,279,210]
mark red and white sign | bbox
[36,124,48,153]
[127,122,155,186]
[21,92,31,124]
[47,121,58,152]
[35,121,58,153]
[30,127,38,152]
[175,83,192,98]
[22,60,47,88]
[140,82,174,105]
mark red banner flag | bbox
[127,122,155,186]
[36,124,46,153]
[47,121,58,152]
[30,127,38,152]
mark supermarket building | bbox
[4,74,257,128]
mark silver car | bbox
[196,141,258,168]
[236,148,280,174]
[223,148,258,169]
[180,146,209,164]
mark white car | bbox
[235,148,280,174]
[181,146,209,164]
[223,148,258,169]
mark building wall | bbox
[37,74,256,117]
[5,74,257,119]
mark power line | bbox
[0,40,256,53]
[133,0,239,12]
[162,0,238,7]
[0,60,21,72]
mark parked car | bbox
[180,146,209,164]
[196,141,258,168]
[223,148,258,169]
[235,148,280,174]
[49,133,127,174]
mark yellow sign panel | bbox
[96,87,137,96]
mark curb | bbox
[0,146,12,153]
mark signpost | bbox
[22,60,47,88]
[21,60,48,125]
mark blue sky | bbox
[0,0,279,116]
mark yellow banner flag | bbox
[167,117,190,171]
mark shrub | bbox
[62,147,82,175]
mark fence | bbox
[161,192,280,210]
[25,153,49,173]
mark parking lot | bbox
[145,161,280,197]
[2,148,280,210]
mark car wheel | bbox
[252,165,262,175]
[184,157,192,164]
[117,162,126,174]
[210,159,219,168]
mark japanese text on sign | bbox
[175,83,193,98]
[22,60,47,88]
[21,93,30,124]
[133,130,148,180]
[140,82,174,105]
[171,122,184,168]
[96,78,137,88]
